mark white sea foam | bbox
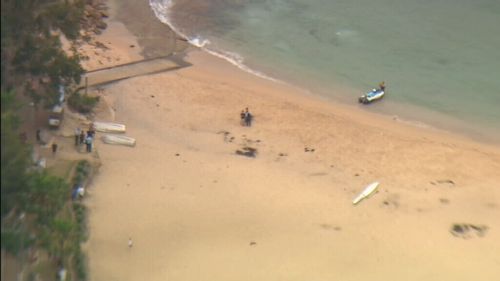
[148,0,282,83]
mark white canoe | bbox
[352,182,379,205]
[102,134,136,147]
[93,121,126,133]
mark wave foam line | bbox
[148,0,283,83]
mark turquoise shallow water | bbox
[150,0,500,142]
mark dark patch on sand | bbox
[439,198,450,204]
[318,224,342,231]
[450,223,488,239]
[304,147,315,152]
[430,179,455,187]
[381,194,400,209]
[236,147,257,158]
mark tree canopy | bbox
[1,0,85,105]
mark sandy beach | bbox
[84,1,500,280]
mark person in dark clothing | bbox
[52,143,58,156]
[36,129,41,142]
[244,108,253,127]
[379,81,386,92]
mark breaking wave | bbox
[148,0,281,82]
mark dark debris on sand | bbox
[450,223,488,239]
[236,147,257,158]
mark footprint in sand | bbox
[430,179,455,187]
[381,194,400,209]
[318,224,342,231]
[450,223,488,239]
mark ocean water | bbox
[150,0,500,142]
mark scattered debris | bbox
[217,130,234,142]
[304,147,315,152]
[450,223,488,239]
[235,147,257,158]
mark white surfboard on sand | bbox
[102,134,136,147]
[93,122,126,133]
[353,182,379,205]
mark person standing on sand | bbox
[244,108,253,127]
[85,136,93,153]
[128,238,133,248]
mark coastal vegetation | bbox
[1,0,103,279]
[1,0,85,106]
[2,90,94,279]
[68,90,100,113]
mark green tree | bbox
[0,91,31,216]
[20,171,70,225]
[1,0,85,104]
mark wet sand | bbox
[85,1,500,280]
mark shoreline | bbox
[148,0,500,145]
[86,1,500,280]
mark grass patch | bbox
[1,229,34,256]
[72,160,91,186]
[73,203,88,242]
[68,91,100,113]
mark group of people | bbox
[240,107,253,127]
[75,124,96,153]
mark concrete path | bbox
[79,56,190,88]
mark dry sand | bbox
[85,2,500,281]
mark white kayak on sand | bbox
[93,121,126,133]
[102,134,136,147]
[352,182,379,205]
